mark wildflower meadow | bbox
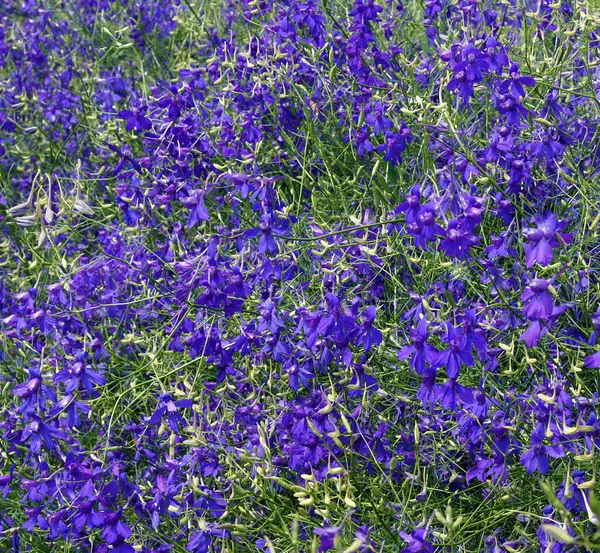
[1,0,600,551]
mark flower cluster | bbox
[1,0,600,552]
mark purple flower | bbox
[432,323,475,379]
[530,127,573,163]
[522,213,571,268]
[447,69,475,104]
[118,103,152,132]
[314,525,341,552]
[182,190,210,228]
[454,43,489,82]
[20,411,65,453]
[495,93,530,126]
[396,185,422,224]
[244,214,287,255]
[48,394,91,428]
[54,357,106,396]
[499,62,536,98]
[438,378,473,411]
[354,127,375,156]
[102,511,132,545]
[522,279,554,320]
[399,528,434,553]
[147,393,193,432]
[12,368,56,413]
[520,425,565,474]
[584,351,600,368]
[540,89,564,119]
[398,317,437,375]
[438,219,479,259]
[377,124,412,165]
[365,101,393,135]
[355,306,382,352]
[187,530,211,553]
[484,37,509,72]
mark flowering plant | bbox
[1,0,600,552]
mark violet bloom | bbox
[447,69,475,104]
[396,185,422,224]
[377,124,412,166]
[20,411,65,453]
[241,114,262,145]
[243,214,286,255]
[520,424,565,474]
[433,323,475,378]
[355,306,382,352]
[187,530,211,553]
[417,367,438,410]
[455,43,490,82]
[484,127,514,163]
[365,101,393,135]
[584,350,600,368]
[314,525,341,552]
[54,357,106,396]
[399,528,434,553]
[108,538,136,553]
[0,467,13,499]
[118,103,152,132]
[48,394,91,429]
[105,143,143,176]
[12,368,56,413]
[354,127,374,156]
[530,127,573,163]
[102,511,132,545]
[156,85,184,119]
[438,219,478,259]
[32,309,57,334]
[484,37,509,71]
[147,393,193,432]
[540,89,564,119]
[46,509,69,540]
[355,525,376,553]
[317,292,355,342]
[148,473,182,528]
[419,204,444,244]
[495,93,530,126]
[182,189,210,228]
[522,213,571,268]
[499,62,536,98]
[73,493,104,533]
[438,378,473,411]
[398,316,437,375]
[519,278,555,347]
[22,507,48,533]
[522,278,554,320]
